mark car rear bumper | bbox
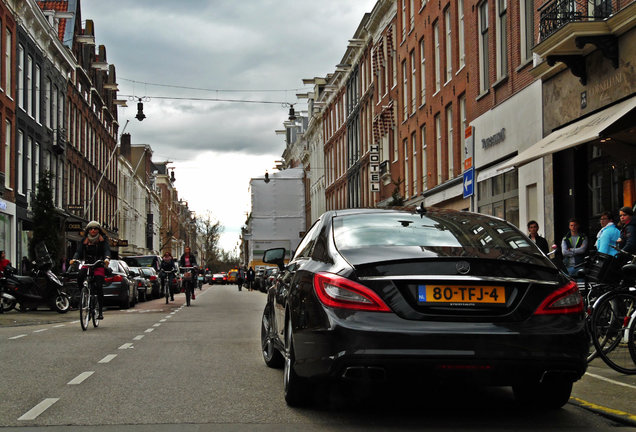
[292,310,588,385]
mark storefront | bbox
[471,81,544,234]
[503,26,636,243]
[0,198,17,265]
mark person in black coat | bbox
[70,221,111,319]
[527,220,549,255]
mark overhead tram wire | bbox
[118,94,306,106]
[119,77,310,94]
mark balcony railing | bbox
[539,0,631,40]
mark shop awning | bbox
[499,95,636,169]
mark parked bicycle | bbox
[588,248,636,374]
[160,269,176,304]
[78,261,103,331]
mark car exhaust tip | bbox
[341,366,386,382]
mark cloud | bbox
[81,0,378,251]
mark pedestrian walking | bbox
[247,267,255,291]
[561,218,588,277]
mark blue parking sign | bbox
[463,168,474,198]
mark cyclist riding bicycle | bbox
[159,251,177,301]
[70,221,111,320]
[179,246,198,303]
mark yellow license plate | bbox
[418,285,506,304]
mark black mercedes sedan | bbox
[260,207,587,407]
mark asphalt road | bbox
[1,284,635,431]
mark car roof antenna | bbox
[416,203,427,218]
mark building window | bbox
[34,65,40,124]
[479,1,490,93]
[445,8,452,83]
[412,131,417,194]
[402,60,408,120]
[404,138,410,198]
[458,0,465,69]
[446,104,454,179]
[409,0,415,30]
[17,130,23,195]
[34,142,40,188]
[27,137,32,202]
[17,45,24,110]
[419,38,426,105]
[477,170,519,227]
[435,114,442,184]
[410,50,416,113]
[44,79,51,128]
[520,0,534,62]
[497,0,508,78]
[4,121,10,189]
[459,95,466,171]
[402,0,407,40]
[421,124,427,190]
[434,21,441,92]
[5,29,11,98]
[26,56,33,117]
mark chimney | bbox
[120,133,132,162]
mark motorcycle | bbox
[0,243,70,313]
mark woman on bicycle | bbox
[159,251,177,301]
[70,221,111,320]
[179,247,198,302]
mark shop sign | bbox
[66,222,83,232]
[67,204,83,211]
[118,239,129,247]
[481,128,506,149]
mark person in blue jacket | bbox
[595,211,620,256]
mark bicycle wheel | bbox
[165,279,169,304]
[591,291,636,374]
[585,283,611,363]
[185,282,191,306]
[629,311,636,367]
[79,287,90,331]
[91,295,100,328]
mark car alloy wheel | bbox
[283,317,313,406]
[261,305,284,368]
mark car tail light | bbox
[105,275,123,283]
[149,275,157,281]
[534,280,583,315]
[313,272,391,312]
[137,281,143,287]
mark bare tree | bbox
[197,211,222,269]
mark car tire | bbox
[513,379,573,409]
[120,292,131,309]
[261,305,284,369]
[284,318,313,406]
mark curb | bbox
[570,397,636,427]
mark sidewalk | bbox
[570,360,636,426]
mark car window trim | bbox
[358,275,560,285]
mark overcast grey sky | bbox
[80,0,378,251]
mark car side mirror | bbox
[263,248,286,271]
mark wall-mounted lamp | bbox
[288,104,296,121]
[264,171,270,183]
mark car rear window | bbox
[333,212,539,255]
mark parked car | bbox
[139,267,160,298]
[260,207,587,407]
[129,267,152,302]
[104,259,137,309]
[211,273,228,284]
[227,270,238,284]
[204,271,213,284]
[122,255,161,272]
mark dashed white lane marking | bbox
[586,372,636,390]
[160,319,167,322]
[98,354,117,363]
[53,324,65,328]
[18,398,59,421]
[133,335,144,341]
[144,328,154,333]
[9,334,27,340]
[67,371,94,385]
[70,320,79,324]
[153,323,161,327]
[34,328,48,333]
[119,343,134,350]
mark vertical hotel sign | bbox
[370,144,380,192]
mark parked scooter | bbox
[0,280,17,312]
[0,243,70,313]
